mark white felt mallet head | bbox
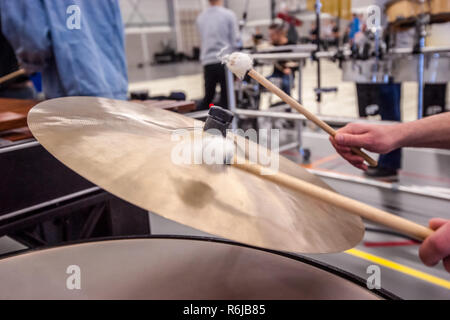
[201,135,236,165]
[222,52,254,80]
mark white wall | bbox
[227,0,272,25]
[119,0,171,27]
[120,0,176,67]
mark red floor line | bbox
[306,154,340,169]
[280,150,340,169]
[364,240,420,247]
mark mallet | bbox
[203,106,432,241]
[0,69,26,85]
[223,52,378,168]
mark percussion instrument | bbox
[343,47,450,84]
[224,52,378,167]
[343,19,450,84]
[28,96,434,249]
[0,237,397,300]
[391,52,450,82]
[385,0,428,25]
[391,22,450,83]
[342,60,393,84]
[27,97,365,254]
[386,0,450,27]
[430,0,450,16]
[0,98,36,138]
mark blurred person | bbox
[343,24,351,44]
[268,23,295,95]
[349,13,360,45]
[329,112,450,272]
[309,22,318,44]
[276,11,301,44]
[322,19,339,49]
[196,0,239,110]
[331,20,340,47]
[323,20,333,45]
[0,19,36,100]
[0,0,128,100]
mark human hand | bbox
[329,123,399,170]
[419,218,450,273]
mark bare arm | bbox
[329,112,450,170]
[330,113,450,272]
[396,112,450,149]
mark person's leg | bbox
[198,64,219,110]
[281,74,292,96]
[356,83,372,117]
[217,63,229,108]
[266,74,283,106]
[377,83,402,171]
[423,83,447,117]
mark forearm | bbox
[394,112,450,150]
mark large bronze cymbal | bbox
[28,97,364,253]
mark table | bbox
[0,98,196,145]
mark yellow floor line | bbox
[345,248,450,290]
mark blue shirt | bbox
[0,0,128,99]
[197,6,239,66]
[349,17,360,40]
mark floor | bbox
[1,57,449,299]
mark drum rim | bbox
[0,234,401,300]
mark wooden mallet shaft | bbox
[0,69,26,85]
[247,69,378,167]
[233,158,433,240]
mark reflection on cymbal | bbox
[28,97,364,253]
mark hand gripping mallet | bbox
[223,52,378,168]
[202,106,432,241]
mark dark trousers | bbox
[356,83,402,170]
[377,84,402,170]
[268,73,292,96]
[357,83,448,170]
[423,83,448,117]
[198,63,228,110]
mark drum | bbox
[430,0,450,16]
[385,0,429,25]
[342,59,393,83]
[391,22,450,83]
[391,52,450,82]
[0,237,396,300]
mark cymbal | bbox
[28,97,364,253]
